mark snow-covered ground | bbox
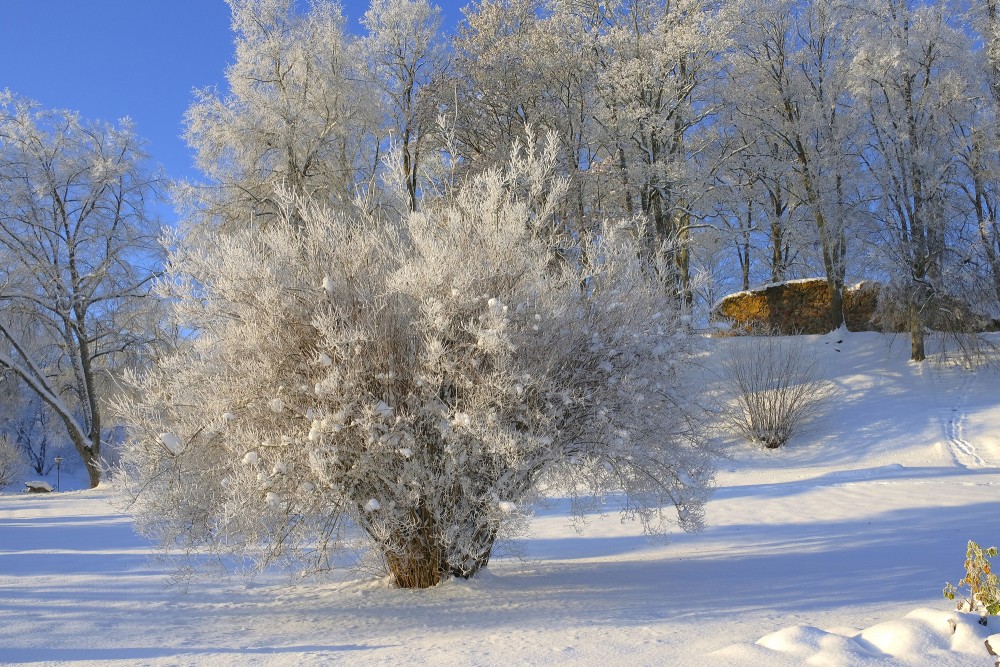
[2,331,1000,666]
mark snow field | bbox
[0,331,999,666]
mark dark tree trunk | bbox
[379,504,498,589]
[909,298,926,362]
[82,443,102,489]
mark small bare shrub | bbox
[721,332,834,448]
[0,435,26,488]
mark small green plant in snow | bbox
[944,540,1000,615]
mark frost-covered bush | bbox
[117,138,714,588]
[0,435,25,488]
[721,332,833,448]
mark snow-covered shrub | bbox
[944,541,1000,616]
[720,332,833,448]
[0,435,25,488]
[117,137,714,588]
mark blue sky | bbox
[0,1,462,223]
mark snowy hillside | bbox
[2,330,1000,666]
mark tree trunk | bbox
[386,540,445,589]
[909,299,926,362]
[82,444,102,489]
[974,178,1000,302]
[827,276,845,332]
[64,425,102,489]
[771,219,785,284]
[680,210,693,307]
[797,159,845,331]
[381,506,498,588]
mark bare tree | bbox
[178,0,375,231]
[958,1,1000,303]
[726,0,862,330]
[0,93,162,487]
[356,0,448,213]
[587,0,726,303]
[449,0,552,175]
[849,0,974,360]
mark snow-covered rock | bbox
[24,481,53,493]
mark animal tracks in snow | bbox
[934,368,987,469]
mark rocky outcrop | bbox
[713,279,880,335]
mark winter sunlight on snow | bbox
[2,332,1000,666]
[4,0,1000,664]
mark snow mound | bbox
[717,608,996,665]
[755,624,878,664]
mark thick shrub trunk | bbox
[386,541,445,589]
[381,509,498,589]
[446,521,497,580]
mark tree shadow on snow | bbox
[287,498,1000,635]
[714,464,1000,500]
